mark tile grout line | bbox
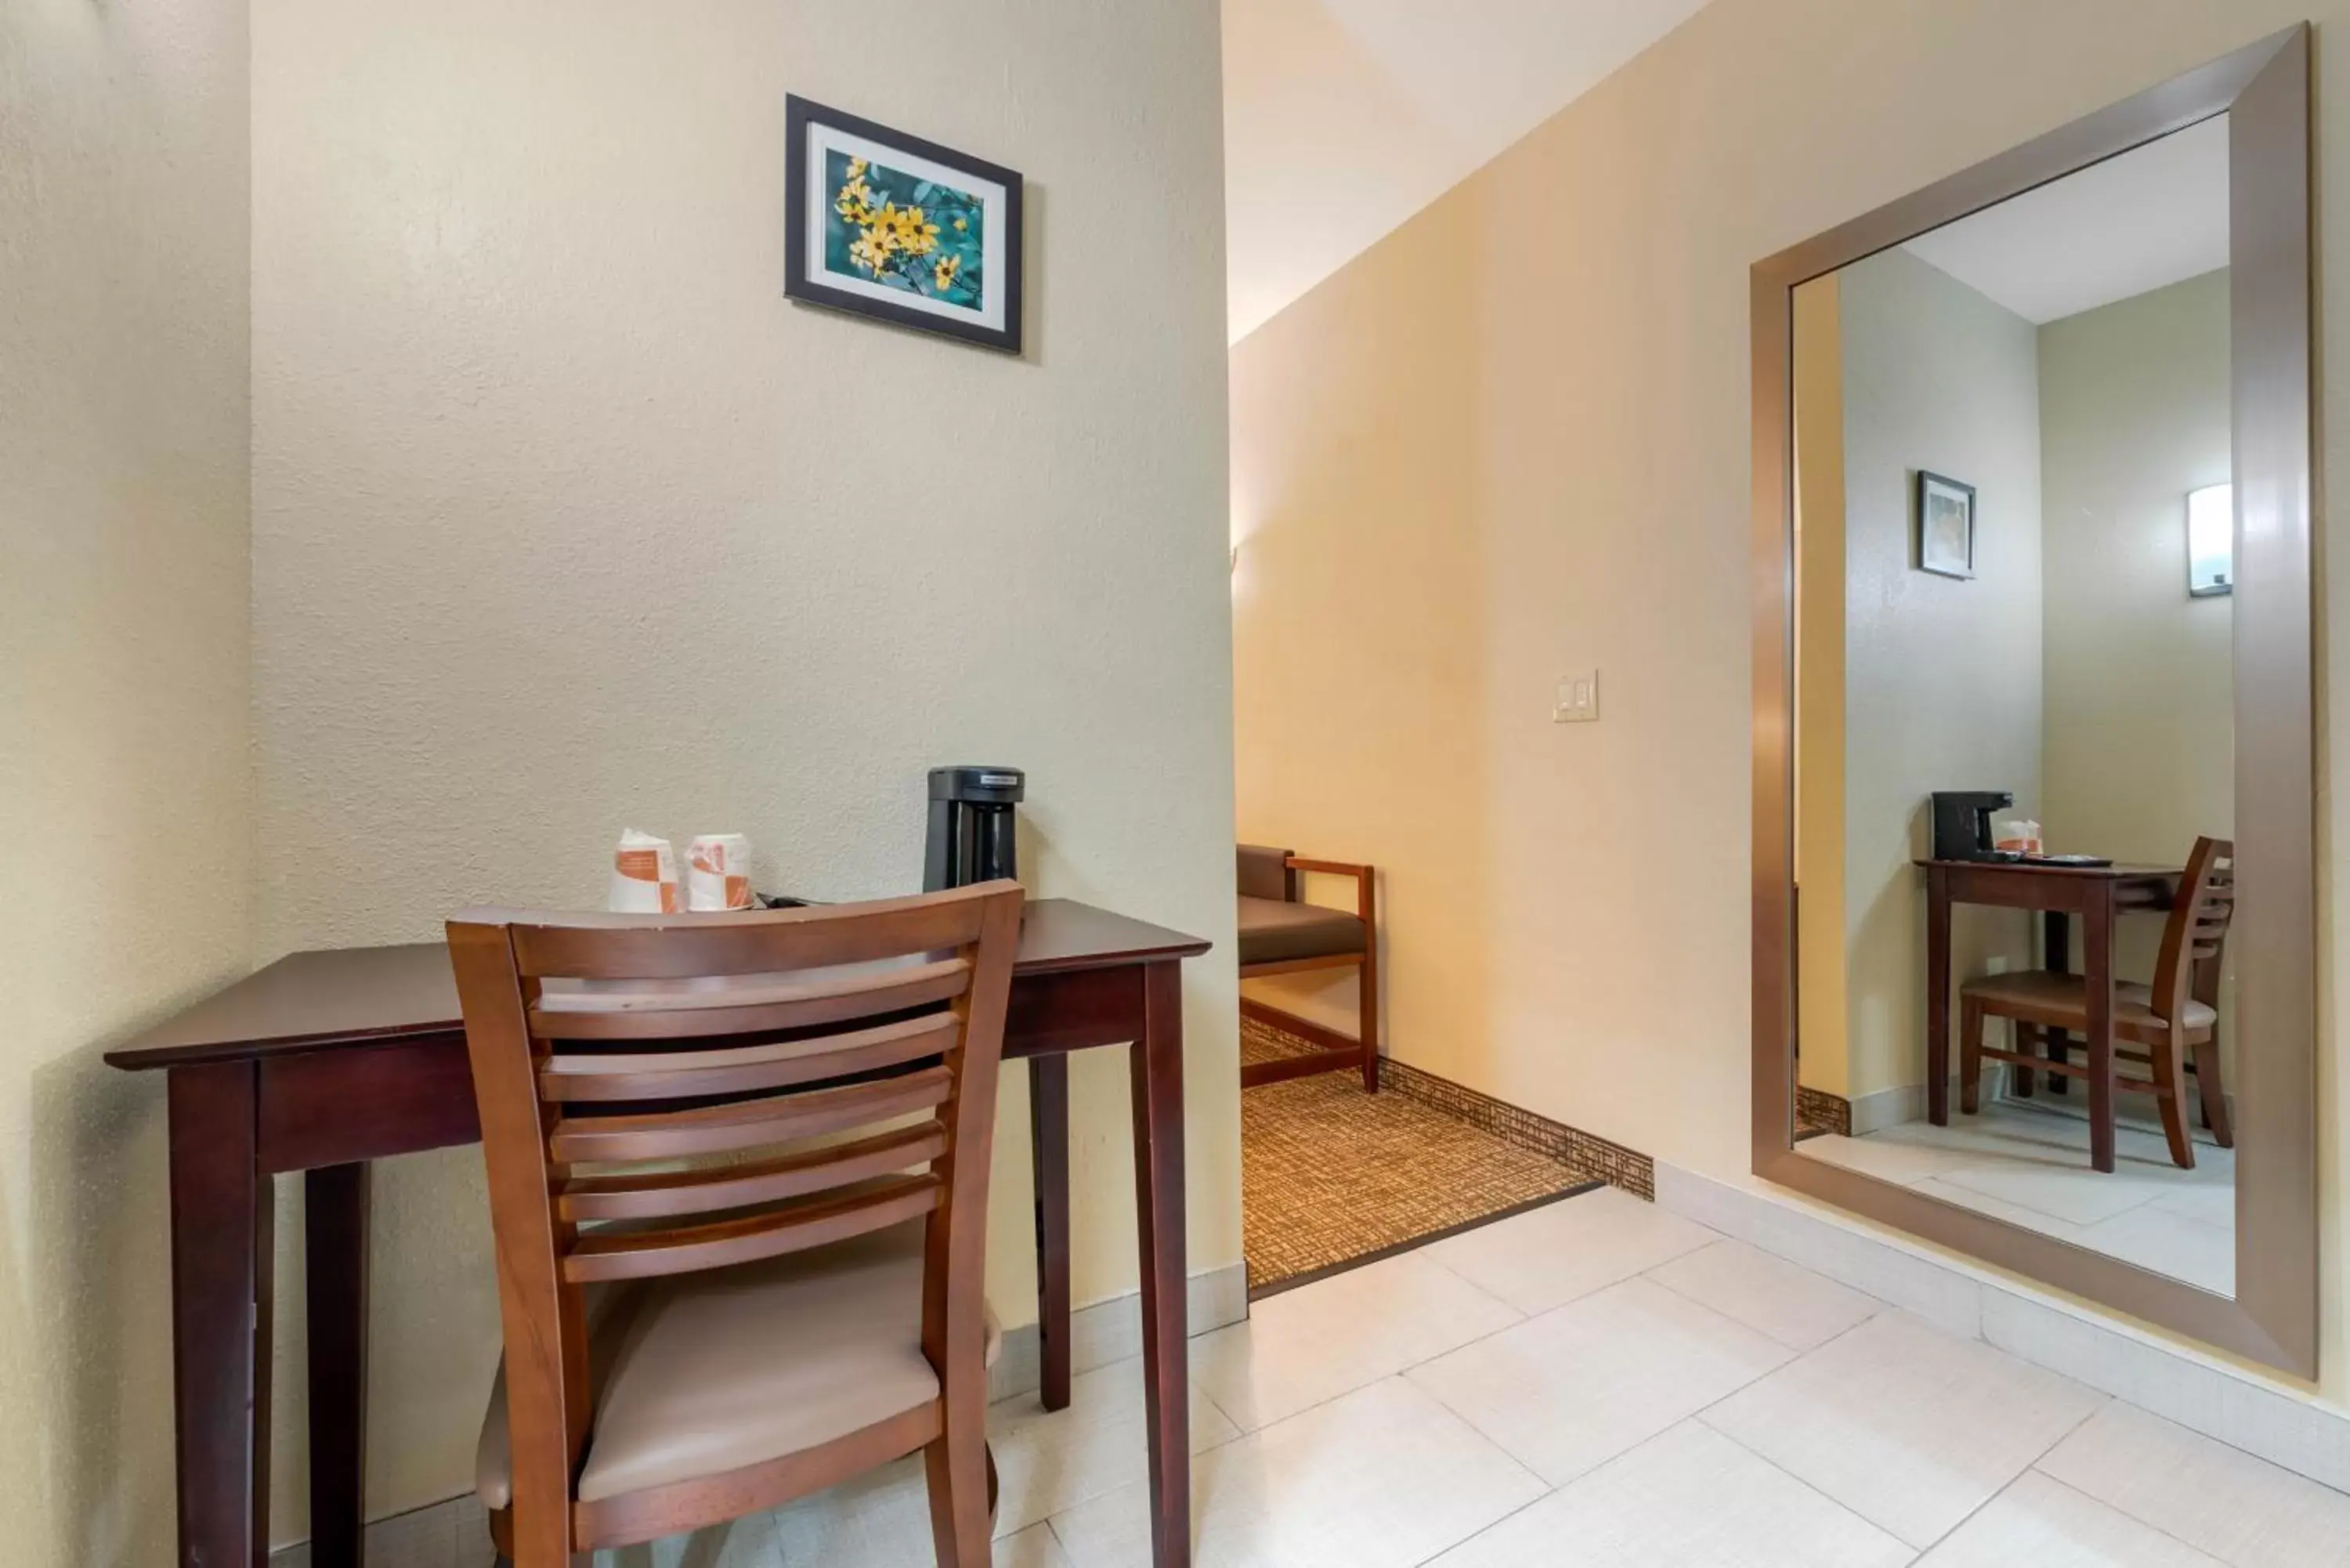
[1392,1252,1838,1517]
[1893,1396,2114,1559]
[1636,1245,1896,1355]
[2023,1467,2232,1565]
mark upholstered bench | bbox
[1237,844,1379,1091]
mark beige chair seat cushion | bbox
[1237,894,1366,967]
[1961,970,2216,1039]
[477,1219,1000,1508]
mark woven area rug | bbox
[1241,1014,1599,1295]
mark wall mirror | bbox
[1752,26,2315,1375]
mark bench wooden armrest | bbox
[1284,857,1375,923]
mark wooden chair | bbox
[446,880,1025,1567]
[1959,837,2234,1169]
[1236,845,1379,1092]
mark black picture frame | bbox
[1916,470,1977,580]
[784,96,1025,354]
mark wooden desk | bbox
[1918,859,2178,1172]
[108,898,1209,1568]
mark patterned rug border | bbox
[1241,1012,1657,1203]
[1379,1057,1654,1202]
[1795,1084,1851,1140]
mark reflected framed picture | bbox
[1916,470,1976,580]
[785,96,1024,354]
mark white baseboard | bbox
[268,1263,1249,1566]
[1844,1082,1926,1136]
[1654,1162,2350,1495]
[987,1259,1250,1404]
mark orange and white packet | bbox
[687,833,754,910]
[609,829,679,913]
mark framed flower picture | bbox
[785,96,1024,354]
[1916,470,1976,580]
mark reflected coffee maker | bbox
[924,765,1025,890]
[1930,790,2014,862]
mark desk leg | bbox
[1925,868,1951,1126]
[2085,891,2117,1173]
[1028,1055,1072,1412]
[1130,962,1190,1568]
[306,1164,371,1568]
[2044,912,2072,1096]
[168,1062,273,1568]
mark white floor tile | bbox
[2037,1403,2350,1567]
[1909,1176,2094,1241]
[1427,1420,1909,1568]
[991,1356,1241,1534]
[1930,1159,2196,1228]
[1047,1378,1546,1568]
[770,1455,1054,1566]
[1916,1472,2222,1566]
[1645,1238,1882,1351]
[2147,1182,2237,1229]
[1801,1131,1981,1186]
[2070,1206,2234,1295]
[1000,1525,1073,1568]
[1421,1187,1719,1315]
[1407,1277,1791,1486]
[598,1512,784,1567]
[1703,1310,2106,1548]
[1187,1248,1520,1432]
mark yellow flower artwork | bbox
[822,149,984,309]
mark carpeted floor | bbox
[1241,1015,1600,1295]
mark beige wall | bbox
[2041,268,2237,1085]
[2041,268,2236,977]
[1794,276,1853,1097]
[1835,248,2046,1103]
[251,0,1236,1541]
[1229,0,2350,1408]
[0,1,254,1563]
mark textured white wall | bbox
[1837,248,2046,1100]
[0,0,254,1563]
[251,0,1235,1540]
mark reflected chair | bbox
[1958,837,2235,1169]
[1236,844,1378,1092]
[446,881,1024,1567]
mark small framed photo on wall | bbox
[785,96,1024,354]
[1916,471,1976,580]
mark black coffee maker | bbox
[924,766,1025,890]
[1930,790,2014,862]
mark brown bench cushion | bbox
[1238,894,1367,967]
[1236,844,1296,902]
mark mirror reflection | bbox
[1792,116,2238,1295]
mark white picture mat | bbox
[1921,477,1974,574]
[803,121,1007,331]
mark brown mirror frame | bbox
[1750,25,2316,1377]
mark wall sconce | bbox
[2186,482,2232,598]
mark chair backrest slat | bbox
[562,1172,943,1284]
[529,956,971,1040]
[448,879,1024,1550]
[2151,838,2236,1023]
[539,1013,961,1101]
[548,1062,953,1163]
[504,893,997,980]
[557,1122,949,1223]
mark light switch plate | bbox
[1554,670,1600,724]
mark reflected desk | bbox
[1918,858,2179,1172]
[107,898,1209,1568]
